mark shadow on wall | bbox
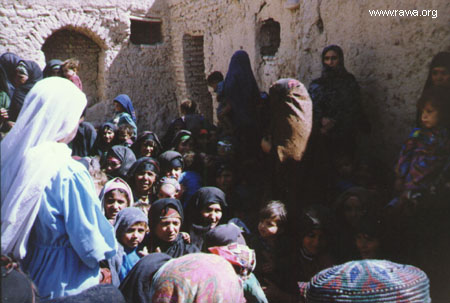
[42,28,101,106]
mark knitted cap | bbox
[300,260,430,302]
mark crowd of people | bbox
[1,47,449,302]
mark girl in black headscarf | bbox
[92,122,117,159]
[132,131,162,158]
[146,198,199,257]
[223,50,262,159]
[184,187,227,250]
[157,150,184,181]
[416,52,450,125]
[103,145,136,180]
[127,157,160,204]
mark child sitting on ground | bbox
[61,58,83,90]
[391,87,450,214]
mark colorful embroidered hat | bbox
[299,259,430,302]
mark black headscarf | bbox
[106,145,137,179]
[158,151,184,175]
[43,59,62,78]
[92,122,117,157]
[203,222,246,250]
[147,198,199,257]
[185,187,227,250]
[319,45,351,79]
[223,50,260,129]
[119,253,171,303]
[8,59,43,121]
[127,157,160,198]
[132,131,162,158]
[423,51,450,91]
[186,186,227,226]
[170,129,192,150]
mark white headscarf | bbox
[1,77,87,259]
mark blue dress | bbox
[22,160,116,299]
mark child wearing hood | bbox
[110,94,138,138]
[111,207,149,284]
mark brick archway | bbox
[42,29,101,105]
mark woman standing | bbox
[1,77,116,299]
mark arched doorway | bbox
[42,29,101,105]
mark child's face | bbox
[103,128,115,144]
[302,229,325,256]
[63,68,75,77]
[258,217,282,240]
[177,139,193,155]
[421,102,439,129]
[166,167,182,180]
[355,233,380,259]
[431,67,450,87]
[200,203,223,228]
[105,157,121,173]
[104,190,129,220]
[343,196,364,228]
[155,216,181,242]
[120,222,147,248]
[114,101,124,113]
[140,140,155,157]
[135,170,157,194]
[118,131,131,142]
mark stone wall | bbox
[0,0,178,135]
[167,0,450,165]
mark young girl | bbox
[132,131,162,158]
[158,150,184,181]
[113,207,149,282]
[110,94,137,138]
[103,145,136,180]
[127,157,160,205]
[250,201,289,288]
[61,58,83,90]
[91,122,117,160]
[393,87,450,212]
[100,177,134,224]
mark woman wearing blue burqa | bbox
[222,50,262,161]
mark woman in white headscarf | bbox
[1,77,116,300]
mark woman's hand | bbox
[181,232,191,243]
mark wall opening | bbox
[42,29,100,105]
[130,17,162,45]
[182,34,212,122]
[259,18,281,56]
